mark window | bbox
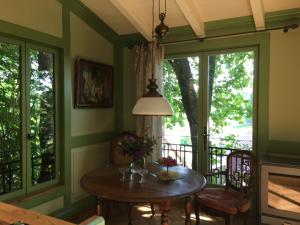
[0,38,60,197]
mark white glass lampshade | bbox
[132,96,173,116]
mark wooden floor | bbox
[66,200,257,225]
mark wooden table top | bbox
[0,202,74,225]
[80,165,206,203]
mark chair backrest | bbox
[110,132,136,166]
[226,150,256,193]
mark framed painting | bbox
[74,58,113,108]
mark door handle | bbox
[202,126,208,151]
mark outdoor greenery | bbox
[29,49,55,185]
[0,42,56,195]
[0,43,22,194]
[163,51,254,169]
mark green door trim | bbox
[164,33,270,170]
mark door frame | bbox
[198,47,258,174]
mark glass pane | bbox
[207,51,254,185]
[163,57,200,169]
[0,42,22,194]
[29,49,55,185]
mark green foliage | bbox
[164,51,254,150]
[180,136,192,145]
[29,49,55,184]
[0,43,22,193]
[0,44,56,194]
[163,61,185,129]
[210,52,254,135]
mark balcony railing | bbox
[162,143,194,168]
[0,154,55,195]
[162,143,251,185]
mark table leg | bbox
[127,202,133,225]
[185,196,192,225]
[96,197,103,216]
[160,200,171,225]
[150,203,155,218]
[194,196,200,225]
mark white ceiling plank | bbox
[175,0,205,37]
[110,0,152,41]
[249,0,265,30]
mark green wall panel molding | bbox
[6,185,65,210]
[51,195,96,219]
[71,132,115,148]
[0,19,64,48]
[266,140,300,156]
[118,33,147,47]
[59,0,119,44]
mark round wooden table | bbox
[81,165,206,225]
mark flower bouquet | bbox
[117,135,156,176]
[117,135,156,160]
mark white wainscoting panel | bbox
[71,142,110,202]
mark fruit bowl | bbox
[157,156,177,167]
[157,170,179,182]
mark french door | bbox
[199,48,257,184]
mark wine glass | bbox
[118,167,129,182]
[136,168,148,183]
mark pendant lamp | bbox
[132,0,173,116]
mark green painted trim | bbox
[266,140,300,156]
[61,0,119,44]
[51,195,96,219]
[14,186,65,209]
[114,44,124,133]
[257,35,270,160]
[0,19,64,48]
[165,33,270,169]
[119,8,300,46]
[118,33,147,47]
[71,132,115,148]
[25,44,61,192]
[62,4,72,207]
[265,8,300,21]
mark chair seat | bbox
[196,188,251,215]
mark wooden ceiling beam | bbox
[249,0,265,30]
[175,0,205,37]
[110,0,152,41]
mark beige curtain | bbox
[133,42,164,161]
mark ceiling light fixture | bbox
[132,0,173,116]
[155,0,169,40]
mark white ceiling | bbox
[81,0,300,38]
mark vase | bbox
[130,157,146,174]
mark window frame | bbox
[0,36,61,201]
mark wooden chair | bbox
[194,150,256,225]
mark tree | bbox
[164,52,254,170]
[0,43,22,193]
